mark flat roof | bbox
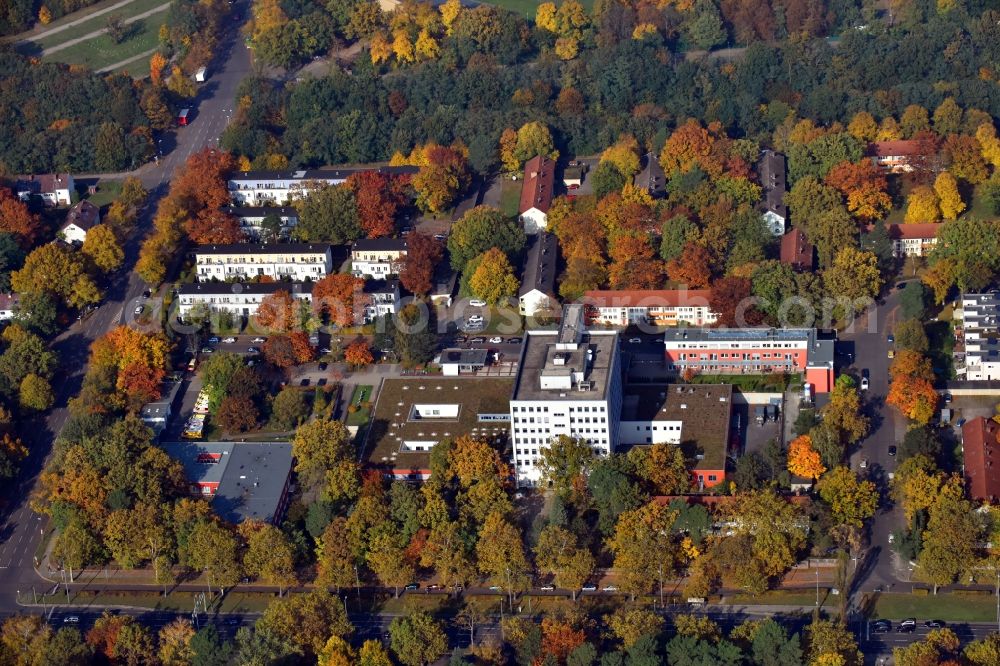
[511,332,619,401]
[159,442,293,524]
[365,377,514,473]
[440,348,489,366]
[195,243,330,255]
[663,327,817,343]
[178,282,315,297]
[621,383,733,470]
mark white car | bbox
[222,337,237,344]
[251,337,266,343]
[540,585,555,591]
[860,377,870,391]
[489,337,502,344]
[134,305,144,315]
[602,585,619,592]
[628,337,642,344]
[467,315,484,324]
[469,299,486,307]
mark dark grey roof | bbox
[519,232,557,297]
[159,442,293,524]
[363,278,399,295]
[223,206,299,219]
[763,188,787,217]
[352,238,408,252]
[758,150,786,190]
[229,166,418,182]
[194,243,330,255]
[635,152,666,198]
[440,348,489,366]
[178,282,315,296]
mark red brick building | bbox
[961,417,1000,502]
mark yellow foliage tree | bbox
[499,128,519,173]
[787,435,825,480]
[876,116,902,141]
[847,111,878,142]
[439,0,461,34]
[370,32,392,65]
[976,123,1000,168]
[601,135,642,180]
[904,185,939,223]
[554,36,579,60]
[149,52,168,87]
[632,22,658,39]
[391,28,415,63]
[38,6,51,23]
[933,171,965,220]
[414,28,439,60]
[535,2,558,32]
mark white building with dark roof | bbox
[177,282,314,319]
[519,232,557,317]
[59,200,100,244]
[351,238,407,278]
[757,150,787,236]
[194,243,332,282]
[222,206,299,241]
[227,166,418,206]
[15,174,74,206]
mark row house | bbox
[222,206,299,240]
[583,289,717,327]
[227,166,418,206]
[662,327,835,393]
[351,238,407,278]
[955,292,1000,380]
[519,232,558,317]
[177,281,314,319]
[195,243,333,282]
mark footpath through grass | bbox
[22,0,165,51]
[41,19,159,70]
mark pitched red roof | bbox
[583,289,713,309]
[868,140,922,158]
[962,417,1000,502]
[887,223,941,240]
[780,228,813,271]
[519,155,555,215]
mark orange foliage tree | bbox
[787,435,825,480]
[540,617,586,663]
[412,145,470,213]
[344,340,374,368]
[666,242,712,288]
[399,233,443,296]
[824,160,891,220]
[254,290,300,333]
[607,233,663,289]
[348,171,410,238]
[0,188,42,247]
[887,374,938,425]
[262,332,314,368]
[184,209,243,244]
[312,274,366,327]
[170,148,235,212]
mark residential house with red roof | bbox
[961,417,1000,503]
[583,289,717,327]
[780,228,814,271]
[868,140,923,173]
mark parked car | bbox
[134,305,144,315]
[469,299,486,307]
[887,349,895,359]
[251,337,266,343]
[602,585,619,592]
[300,379,310,386]
[433,233,447,241]
[318,362,328,371]
[944,393,952,403]
[468,315,484,324]
[63,616,80,624]
[470,337,485,344]
[404,583,419,591]
[222,337,237,343]
[628,337,642,344]
[540,585,555,591]
[871,620,892,634]
[317,378,327,386]
[200,347,214,354]
[925,620,945,628]
[489,336,502,344]
[143,289,151,298]
[208,336,220,343]
[888,445,897,457]
[581,585,597,592]
[488,585,502,591]
[898,618,916,633]
[507,337,523,344]
[887,334,895,344]
[860,376,870,391]
[247,346,259,354]
[319,347,332,354]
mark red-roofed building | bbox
[519,155,555,234]
[962,417,1000,502]
[868,140,923,173]
[887,223,940,257]
[583,289,717,327]
[780,228,813,271]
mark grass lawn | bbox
[499,176,521,218]
[968,182,998,219]
[19,0,166,51]
[926,319,955,381]
[50,590,279,613]
[873,592,998,622]
[80,179,122,209]
[41,15,160,70]
[485,0,593,17]
[346,385,373,426]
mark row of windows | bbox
[670,342,803,350]
[513,416,608,425]
[677,352,795,361]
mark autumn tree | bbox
[806,618,862,666]
[607,500,680,600]
[348,171,409,238]
[816,466,878,527]
[787,435,825,480]
[917,478,983,593]
[254,290,301,333]
[607,233,663,290]
[0,188,41,247]
[887,373,938,424]
[824,160,892,220]
[934,171,965,220]
[601,135,642,180]
[292,418,352,487]
[468,247,519,305]
[904,185,940,223]
[399,233,443,296]
[217,395,258,432]
[476,511,530,603]
[255,589,352,657]
[81,224,125,273]
[238,520,297,593]
[534,525,595,598]
[388,612,447,666]
[666,242,712,288]
[295,184,361,243]
[537,435,595,500]
[312,274,365,327]
[344,340,374,368]
[158,619,195,666]
[184,208,243,244]
[513,121,557,163]
[823,247,882,304]
[12,243,102,309]
[710,276,762,328]
[448,206,525,271]
[412,144,470,214]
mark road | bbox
[840,283,909,593]
[0,0,252,616]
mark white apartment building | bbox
[362,279,400,323]
[227,166,418,206]
[351,238,407,278]
[519,232,557,317]
[195,243,332,282]
[509,304,622,487]
[177,282,313,319]
[583,289,718,327]
[956,292,1000,380]
[887,223,940,257]
[223,206,299,240]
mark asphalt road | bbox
[0,0,253,616]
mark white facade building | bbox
[519,232,557,317]
[0,294,19,321]
[361,279,400,323]
[195,243,332,282]
[956,292,1000,380]
[227,167,417,206]
[583,289,717,327]
[223,206,299,241]
[509,304,622,486]
[351,238,407,278]
[16,174,74,206]
[177,282,313,319]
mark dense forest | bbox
[222,0,1000,171]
